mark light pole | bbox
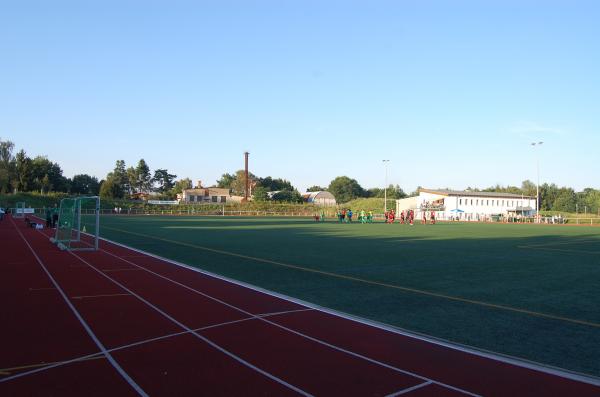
[531,141,543,222]
[383,160,390,213]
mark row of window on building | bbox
[188,195,227,203]
[459,198,523,207]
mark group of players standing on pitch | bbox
[319,208,436,224]
[386,209,436,225]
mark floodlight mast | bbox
[531,142,543,222]
[244,151,250,203]
[383,160,390,213]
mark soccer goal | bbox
[50,196,100,251]
[14,202,26,218]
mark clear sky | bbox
[1,1,598,193]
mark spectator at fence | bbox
[45,207,52,228]
[52,205,59,228]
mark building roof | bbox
[419,188,534,199]
[302,191,335,200]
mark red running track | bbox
[1,215,600,396]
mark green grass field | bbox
[94,215,600,377]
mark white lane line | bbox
[10,218,149,397]
[28,215,600,389]
[97,244,480,396]
[71,293,132,300]
[100,232,600,389]
[1,308,312,382]
[69,251,314,397]
[386,381,433,396]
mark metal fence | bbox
[13,208,600,225]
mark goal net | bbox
[14,202,26,218]
[50,196,100,251]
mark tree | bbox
[135,159,152,193]
[581,188,600,214]
[153,169,177,193]
[0,139,14,193]
[306,185,325,192]
[539,183,559,211]
[113,160,129,195]
[327,176,365,203]
[521,180,537,197]
[30,156,67,193]
[271,189,303,203]
[252,186,270,202]
[171,178,192,196]
[126,166,137,195]
[257,176,294,191]
[552,188,577,212]
[14,150,32,192]
[99,176,123,199]
[230,170,257,196]
[71,174,100,195]
[216,173,236,189]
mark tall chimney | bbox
[244,152,249,202]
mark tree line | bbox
[0,139,99,195]
[2,138,599,212]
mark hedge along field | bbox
[93,215,600,378]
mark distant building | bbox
[181,180,230,204]
[396,188,536,221]
[130,192,151,201]
[302,191,336,206]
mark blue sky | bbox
[1,1,598,192]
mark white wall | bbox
[398,192,536,221]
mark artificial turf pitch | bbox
[91,215,600,378]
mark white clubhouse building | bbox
[396,188,537,221]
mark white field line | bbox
[94,239,480,396]
[8,218,149,397]
[94,228,600,389]
[68,250,314,397]
[32,218,600,388]
[0,308,313,382]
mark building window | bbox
[470,199,473,205]
[212,196,218,202]
[189,195,195,202]
[486,200,489,205]
[459,199,462,205]
[220,196,227,203]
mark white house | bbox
[180,181,231,204]
[396,188,536,221]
